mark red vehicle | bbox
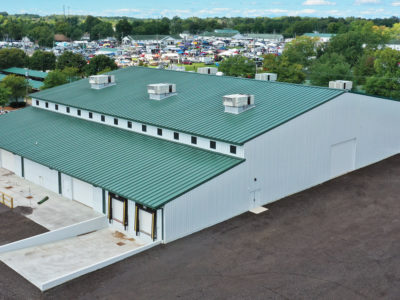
[182,60,192,65]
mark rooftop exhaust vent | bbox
[198,67,218,75]
[89,75,115,89]
[329,80,353,90]
[147,83,177,100]
[255,73,277,81]
[223,94,255,114]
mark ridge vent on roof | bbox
[223,94,255,114]
[147,83,177,100]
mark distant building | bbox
[386,40,400,51]
[303,32,336,43]
[54,34,70,42]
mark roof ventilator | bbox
[147,83,177,100]
[255,73,277,81]
[89,75,116,89]
[223,94,255,114]
[197,67,218,75]
[329,80,353,91]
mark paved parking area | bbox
[0,168,101,230]
[1,155,400,299]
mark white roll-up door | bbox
[24,159,59,193]
[72,178,93,208]
[1,150,16,173]
[139,209,153,236]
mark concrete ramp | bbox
[0,228,159,291]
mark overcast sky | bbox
[4,0,400,18]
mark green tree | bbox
[29,50,56,71]
[218,56,256,78]
[1,75,28,102]
[365,76,400,100]
[28,25,54,47]
[275,56,306,84]
[0,86,11,109]
[42,70,68,90]
[353,52,376,85]
[115,19,132,41]
[91,22,113,40]
[373,48,400,76]
[62,67,80,82]
[262,54,305,84]
[85,55,118,76]
[281,36,318,67]
[0,48,28,69]
[56,51,87,74]
[326,31,364,67]
[309,53,352,87]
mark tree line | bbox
[219,20,400,100]
[0,13,399,47]
[0,48,118,108]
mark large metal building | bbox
[0,67,399,243]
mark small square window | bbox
[191,136,197,144]
[174,132,179,140]
[230,145,237,154]
[66,107,70,113]
[127,121,132,128]
[36,100,39,106]
[101,115,105,122]
[157,128,162,136]
[114,118,118,125]
[142,124,147,132]
[210,141,216,149]
[45,102,49,108]
[89,112,93,119]
[77,109,81,116]
[55,104,58,110]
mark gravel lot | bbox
[1,155,399,300]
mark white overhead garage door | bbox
[72,178,93,208]
[1,149,16,174]
[24,159,59,194]
[330,138,357,179]
[139,209,153,236]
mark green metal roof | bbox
[2,67,48,79]
[0,74,43,90]
[0,107,242,209]
[303,33,335,38]
[245,33,284,40]
[130,35,181,41]
[31,67,344,145]
[28,79,44,90]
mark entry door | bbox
[330,138,356,179]
[249,189,261,210]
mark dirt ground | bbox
[1,155,400,300]
[0,204,47,246]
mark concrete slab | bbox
[0,168,101,230]
[0,229,148,290]
[249,206,268,214]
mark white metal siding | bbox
[72,178,93,208]
[1,149,17,173]
[163,163,247,242]
[330,138,356,178]
[164,93,400,243]
[24,159,59,194]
